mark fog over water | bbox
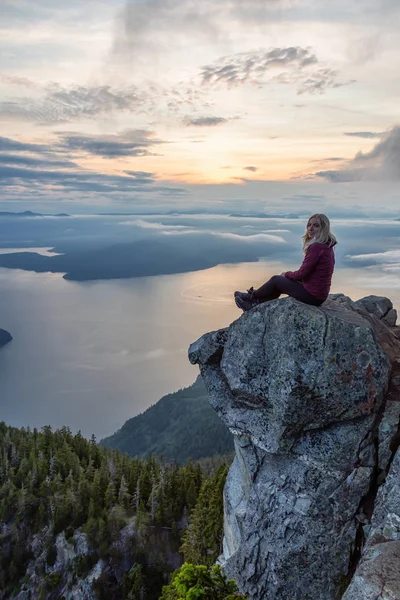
[0,213,399,438]
[1,257,399,439]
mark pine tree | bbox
[118,474,130,509]
[180,465,228,566]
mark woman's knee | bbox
[270,274,281,284]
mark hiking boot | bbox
[235,295,260,312]
[234,287,255,302]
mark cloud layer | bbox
[317,126,400,182]
[0,85,149,125]
[0,134,184,197]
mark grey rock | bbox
[188,327,228,366]
[189,294,399,600]
[68,559,105,600]
[191,297,389,455]
[328,293,356,309]
[74,531,90,556]
[341,541,400,600]
[370,449,400,543]
[54,532,76,570]
[379,400,400,472]
[384,308,398,327]
[378,359,400,474]
[13,530,102,600]
[354,295,393,320]
[342,450,400,600]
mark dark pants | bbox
[254,275,324,307]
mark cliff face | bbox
[342,449,400,600]
[189,294,400,600]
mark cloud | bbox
[112,0,221,62]
[347,34,382,65]
[0,153,78,169]
[200,47,352,95]
[316,126,400,182]
[285,194,326,201]
[120,219,193,231]
[0,134,178,195]
[0,134,177,198]
[57,130,165,158]
[143,348,167,360]
[0,75,38,88]
[347,250,400,289]
[347,249,400,272]
[160,229,286,243]
[0,45,350,133]
[123,171,155,179]
[0,136,48,153]
[244,166,258,172]
[184,116,228,127]
[296,68,354,95]
[344,131,383,139]
[112,0,321,70]
[0,164,186,196]
[0,84,149,124]
[0,164,148,186]
[214,231,286,243]
[200,47,317,87]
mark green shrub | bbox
[160,563,247,600]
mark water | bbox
[0,260,399,439]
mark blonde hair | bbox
[303,213,337,254]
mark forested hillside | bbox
[0,422,230,599]
[101,376,234,463]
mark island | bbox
[0,328,12,347]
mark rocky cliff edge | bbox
[189,294,400,600]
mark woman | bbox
[235,213,337,311]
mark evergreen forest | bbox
[0,422,234,599]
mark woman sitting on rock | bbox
[235,213,337,311]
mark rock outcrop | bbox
[13,529,103,600]
[0,328,12,347]
[189,294,400,600]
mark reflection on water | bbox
[0,260,398,439]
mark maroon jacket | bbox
[284,242,335,301]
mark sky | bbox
[0,0,399,214]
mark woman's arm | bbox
[284,244,322,281]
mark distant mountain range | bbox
[101,376,233,463]
[0,211,69,217]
